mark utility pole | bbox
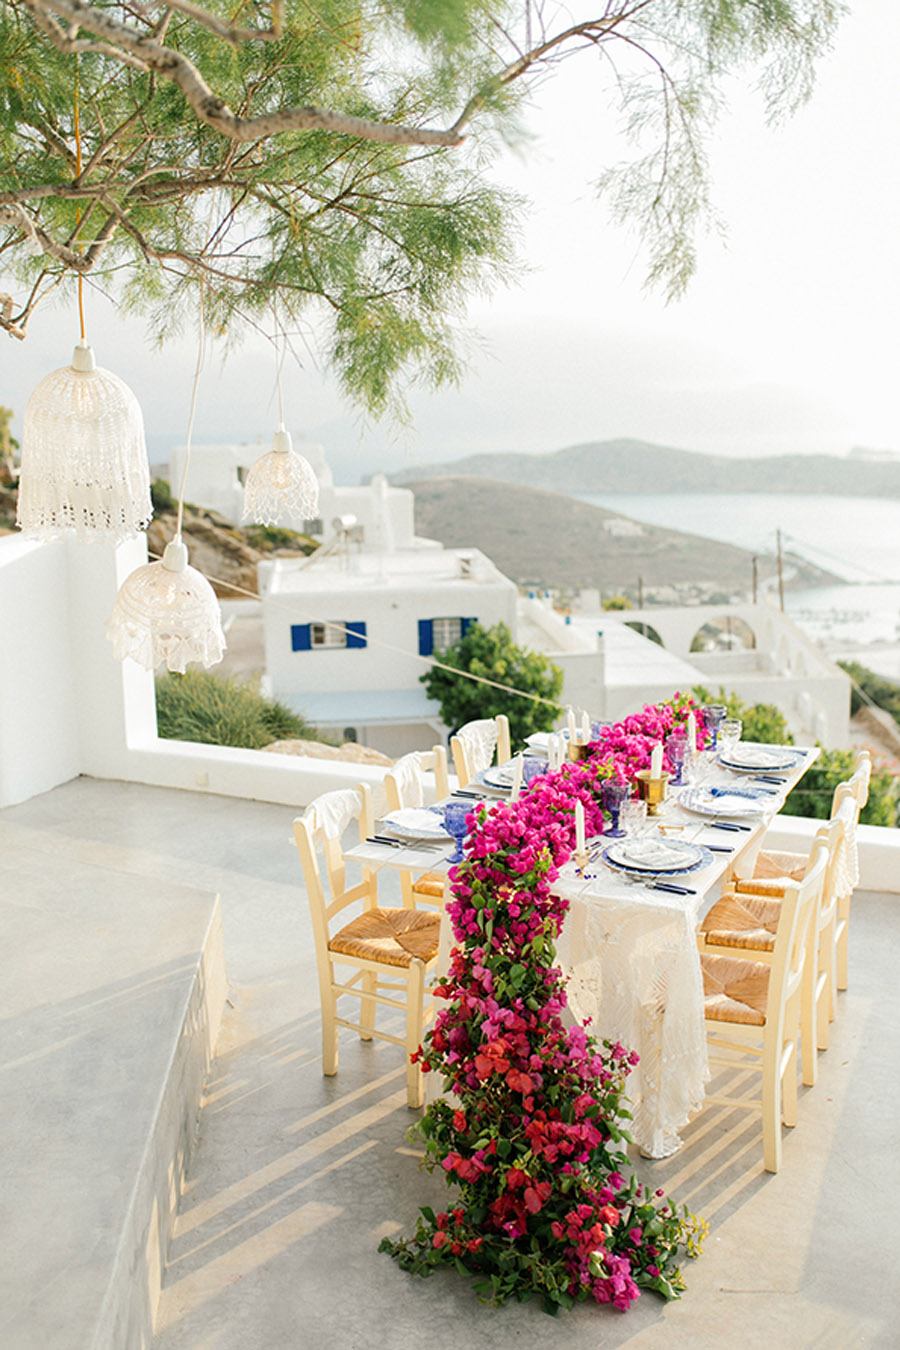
[637,575,644,609]
[751,555,758,605]
[776,529,785,612]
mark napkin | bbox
[724,746,792,768]
[383,808,449,836]
[702,791,764,813]
[614,838,688,869]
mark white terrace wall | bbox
[0,534,387,810]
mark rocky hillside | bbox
[408,476,836,598]
[0,476,316,598]
[394,438,900,497]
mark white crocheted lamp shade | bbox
[16,341,152,541]
[107,538,225,673]
[242,426,319,527]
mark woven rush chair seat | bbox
[734,848,807,897]
[700,890,782,952]
[701,953,771,1026]
[329,906,440,969]
[412,871,445,899]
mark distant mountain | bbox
[393,438,900,496]
[408,476,836,597]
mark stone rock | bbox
[263,738,393,766]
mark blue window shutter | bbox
[345,621,367,649]
[291,623,311,652]
[418,619,434,656]
[461,617,477,637]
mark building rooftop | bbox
[264,546,513,596]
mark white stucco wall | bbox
[0,537,79,805]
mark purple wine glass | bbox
[601,778,629,838]
[443,802,469,863]
[666,730,687,785]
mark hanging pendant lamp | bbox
[16,340,152,541]
[106,536,225,673]
[17,76,151,542]
[242,423,319,527]
[107,279,225,672]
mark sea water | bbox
[577,491,900,662]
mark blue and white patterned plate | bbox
[602,838,713,877]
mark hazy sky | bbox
[2,1,898,482]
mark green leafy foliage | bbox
[1,1,840,403]
[155,669,313,749]
[602,594,632,611]
[421,621,562,746]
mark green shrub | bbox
[150,477,176,514]
[421,621,563,747]
[602,594,632,611]
[244,524,315,553]
[839,660,900,726]
[693,684,897,826]
[692,684,793,746]
[156,670,311,749]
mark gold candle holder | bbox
[567,740,590,762]
[635,770,670,816]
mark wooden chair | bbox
[293,785,440,1108]
[699,837,829,1172]
[833,751,870,991]
[450,714,511,788]
[384,747,450,909]
[700,815,843,1088]
[729,749,870,893]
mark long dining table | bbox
[342,743,820,1157]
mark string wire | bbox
[147,549,565,710]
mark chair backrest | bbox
[384,746,450,811]
[768,837,829,1028]
[293,786,376,959]
[450,715,511,787]
[829,747,871,819]
[832,788,861,897]
[814,814,845,929]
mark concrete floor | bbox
[4,778,899,1350]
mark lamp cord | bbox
[73,65,86,342]
[175,283,207,539]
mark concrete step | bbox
[0,822,226,1350]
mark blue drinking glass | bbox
[523,756,545,786]
[443,802,469,863]
[602,778,629,838]
[702,704,727,751]
[666,730,687,785]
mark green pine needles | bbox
[1,1,842,411]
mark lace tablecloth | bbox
[555,860,729,1158]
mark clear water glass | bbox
[620,800,648,836]
[719,718,743,758]
[443,802,469,863]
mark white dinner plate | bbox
[719,744,801,773]
[381,808,450,842]
[479,765,516,789]
[680,787,768,819]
